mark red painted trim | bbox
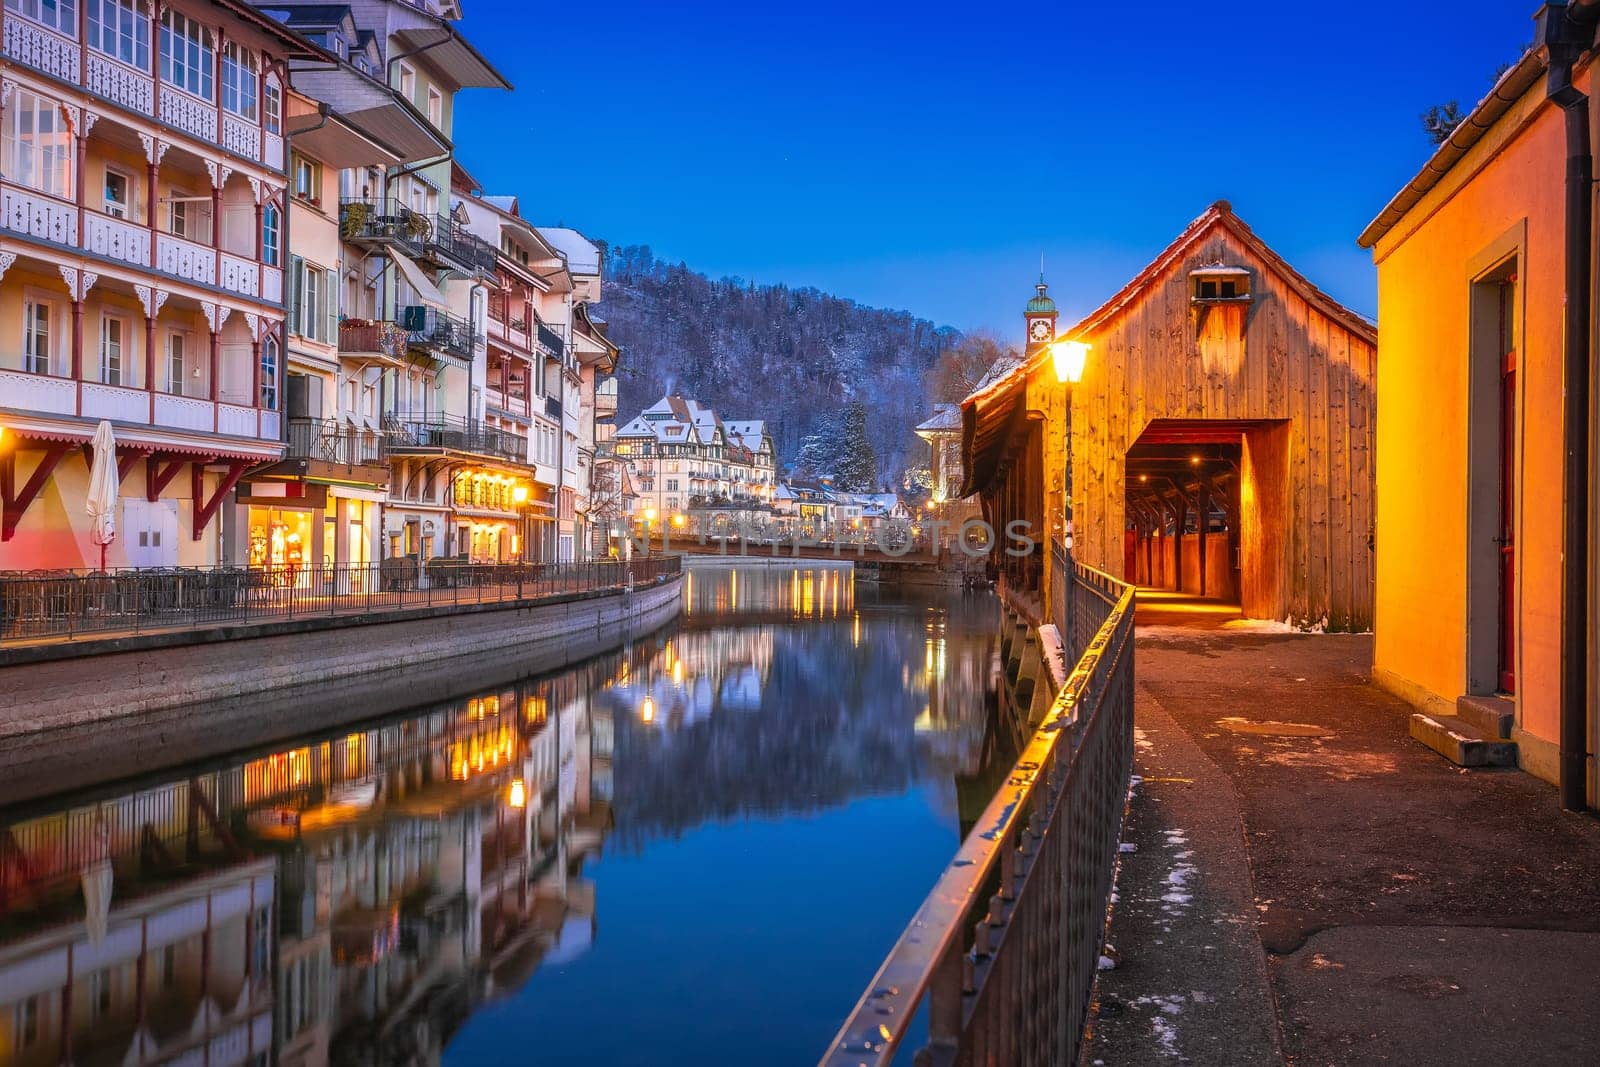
[147,455,189,502]
[192,459,251,540]
[1,443,73,541]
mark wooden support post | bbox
[2,443,73,541]
[1198,482,1209,598]
[146,454,186,502]
[192,459,251,541]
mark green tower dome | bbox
[1026,276,1056,314]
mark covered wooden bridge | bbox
[963,201,1378,630]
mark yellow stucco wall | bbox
[1369,69,1575,763]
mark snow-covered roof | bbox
[536,226,601,276]
[915,403,961,434]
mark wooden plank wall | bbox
[1069,224,1377,630]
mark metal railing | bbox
[536,322,565,360]
[420,213,498,275]
[338,318,409,360]
[286,417,386,466]
[383,412,526,463]
[822,559,1135,1066]
[0,555,682,645]
[402,305,474,363]
[545,394,562,419]
[339,197,427,255]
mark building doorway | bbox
[1467,257,1520,697]
[1123,419,1290,621]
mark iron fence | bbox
[822,561,1135,1066]
[0,555,681,645]
[383,412,526,463]
[286,417,385,466]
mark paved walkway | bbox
[1084,593,1600,1066]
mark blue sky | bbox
[452,1,1533,339]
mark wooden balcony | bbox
[3,12,280,167]
[1,183,277,304]
[0,368,282,443]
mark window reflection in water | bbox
[0,567,1004,1063]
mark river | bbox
[0,564,1005,1066]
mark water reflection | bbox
[0,566,1001,1065]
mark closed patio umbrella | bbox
[86,420,118,572]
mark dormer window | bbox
[1190,263,1252,303]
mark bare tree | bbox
[927,331,1019,405]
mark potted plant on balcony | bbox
[340,201,370,240]
[406,212,432,241]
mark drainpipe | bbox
[1538,1,1597,811]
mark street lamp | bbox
[1051,340,1091,556]
[1051,339,1090,385]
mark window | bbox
[3,89,74,198]
[262,203,280,266]
[100,315,124,385]
[167,332,187,395]
[292,154,319,202]
[260,335,279,409]
[5,0,76,35]
[103,167,129,218]
[167,194,210,242]
[22,295,52,374]
[161,10,214,100]
[398,63,415,103]
[263,81,281,135]
[221,42,258,120]
[88,0,148,67]
[426,86,442,128]
[301,263,321,339]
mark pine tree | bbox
[833,402,879,491]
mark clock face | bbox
[1029,318,1052,341]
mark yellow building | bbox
[1358,16,1596,806]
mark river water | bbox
[0,564,1004,1066]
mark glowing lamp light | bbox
[1051,339,1091,384]
[671,513,686,528]
[508,778,527,809]
[644,507,657,522]
[512,485,529,504]
[640,695,656,723]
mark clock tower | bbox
[1024,274,1058,359]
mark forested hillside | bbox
[594,244,959,482]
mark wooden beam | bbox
[191,459,252,540]
[146,455,189,502]
[117,449,150,485]
[1,443,73,541]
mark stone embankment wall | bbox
[0,578,682,804]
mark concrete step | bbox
[1409,712,1518,768]
[1456,694,1515,739]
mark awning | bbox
[390,252,450,311]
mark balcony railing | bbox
[384,413,526,463]
[340,198,426,256]
[418,213,497,276]
[0,368,280,443]
[536,322,565,360]
[402,306,474,364]
[338,319,409,360]
[0,181,270,302]
[3,13,278,167]
[544,395,562,420]
[286,417,386,467]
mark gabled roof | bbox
[963,201,1377,412]
[915,403,961,436]
[537,227,602,276]
[1359,47,1545,248]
